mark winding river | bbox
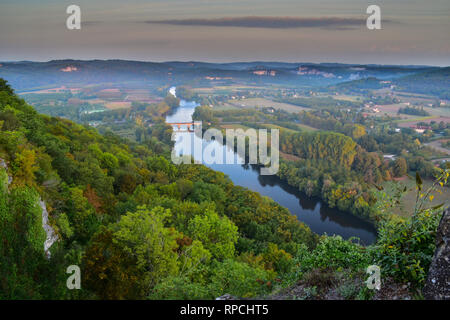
[166,88,377,245]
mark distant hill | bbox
[0,60,442,92]
[393,67,450,99]
[327,77,390,94]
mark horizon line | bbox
[0,59,448,68]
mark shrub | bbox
[375,209,441,286]
[294,236,372,274]
[207,259,274,298]
[149,276,211,300]
[374,169,449,287]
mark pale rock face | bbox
[423,209,450,300]
[1,158,57,258]
[39,200,58,258]
[215,294,238,300]
[0,158,12,185]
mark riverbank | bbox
[168,88,377,244]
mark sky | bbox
[0,0,449,66]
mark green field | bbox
[259,123,299,134]
[212,103,239,111]
[382,177,450,218]
[395,116,436,124]
[228,98,310,113]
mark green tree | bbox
[0,174,48,299]
[149,276,211,300]
[164,94,181,109]
[188,210,238,260]
[208,260,273,298]
[393,157,408,177]
[84,207,180,298]
[67,187,99,242]
[12,147,38,186]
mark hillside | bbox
[393,67,450,99]
[0,78,316,299]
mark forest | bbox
[398,106,430,116]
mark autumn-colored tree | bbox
[83,228,141,299]
[393,157,408,177]
[67,187,99,242]
[12,147,37,186]
[262,243,293,274]
[84,184,103,213]
[84,207,180,298]
[351,124,366,139]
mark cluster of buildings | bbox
[60,66,78,72]
[297,66,335,78]
[204,76,233,80]
[252,70,277,77]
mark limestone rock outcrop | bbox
[423,209,450,300]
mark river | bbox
[166,88,377,245]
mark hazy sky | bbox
[0,0,449,65]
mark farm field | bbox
[371,103,412,118]
[371,103,450,119]
[220,123,252,130]
[293,123,318,132]
[382,177,450,217]
[396,116,450,127]
[375,89,439,104]
[19,86,73,94]
[228,97,310,113]
[105,101,132,110]
[425,139,450,156]
[326,94,363,102]
[394,91,445,105]
[259,123,299,134]
[422,107,450,117]
[17,85,165,113]
[212,103,239,111]
[124,89,152,101]
[193,85,263,95]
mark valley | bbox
[0,60,449,300]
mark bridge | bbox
[166,121,202,132]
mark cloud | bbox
[144,16,368,29]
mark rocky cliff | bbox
[423,209,450,300]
